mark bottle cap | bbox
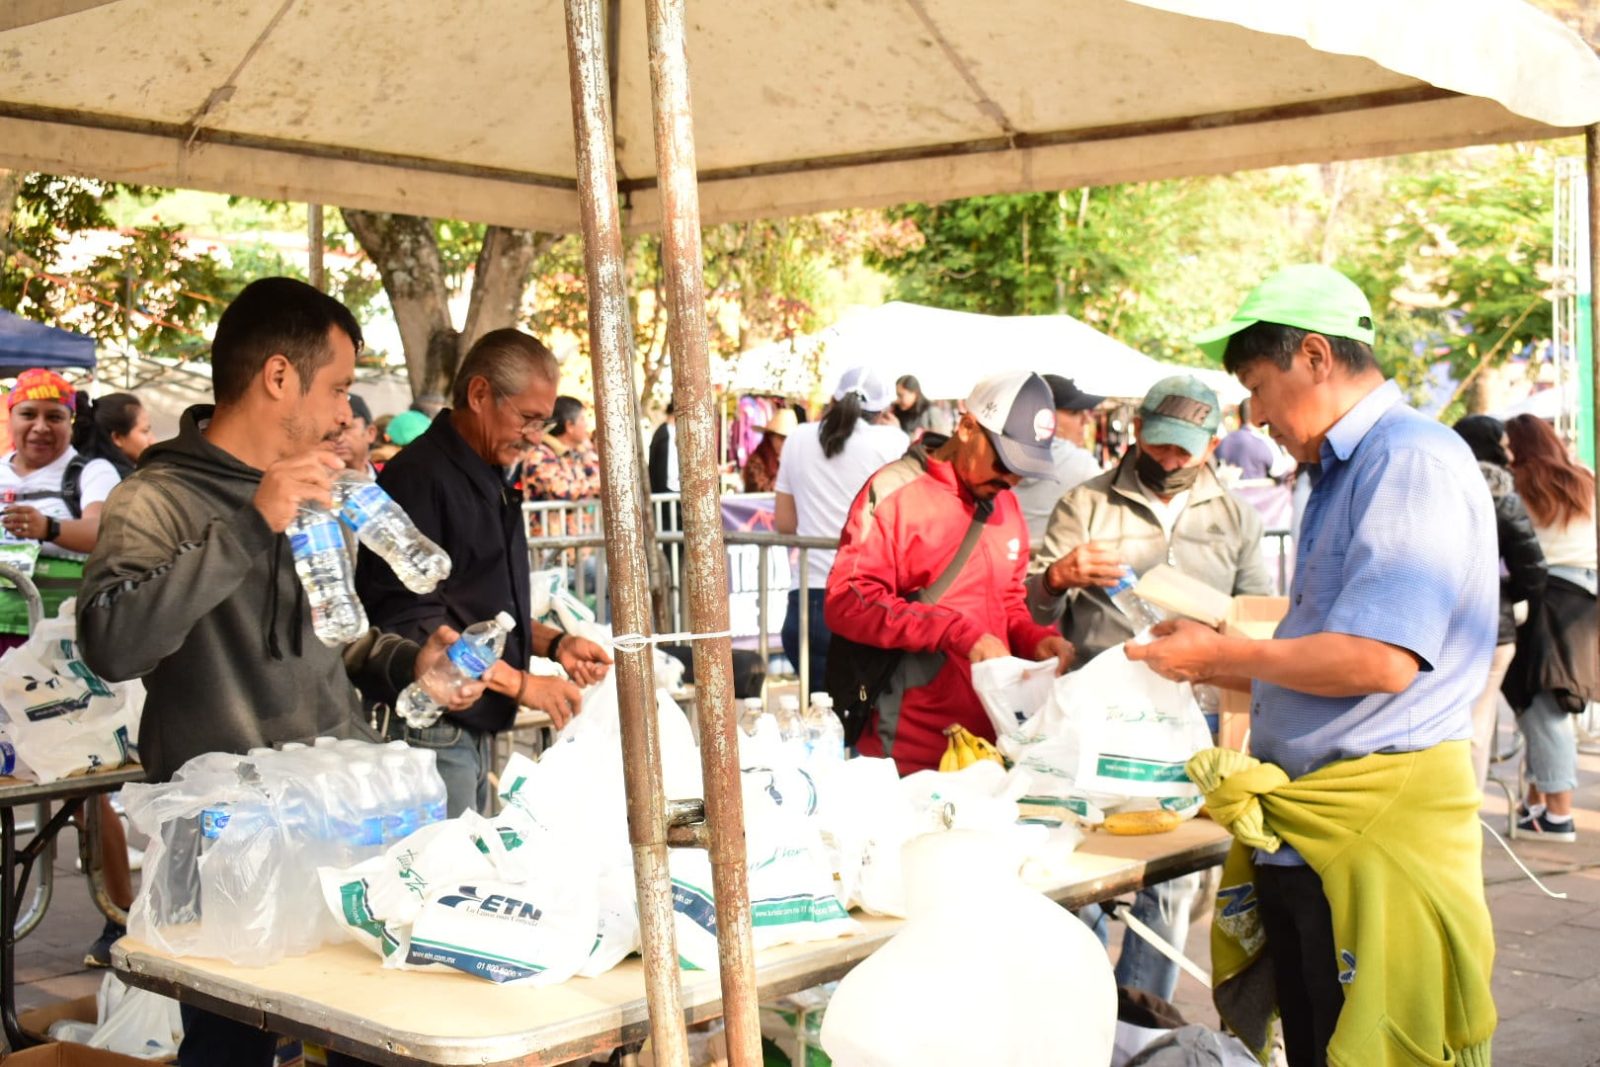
[494,611,517,630]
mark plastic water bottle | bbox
[739,697,766,738]
[332,471,452,594]
[345,760,388,852]
[803,692,846,765]
[396,612,517,728]
[1107,564,1163,635]
[287,506,367,646]
[408,747,448,825]
[775,694,807,762]
[378,751,422,843]
[198,803,232,854]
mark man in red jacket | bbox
[826,371,1074,774]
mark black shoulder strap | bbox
[60,454,86,519]
[918,507,988,606]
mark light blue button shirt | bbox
[1250,381,1497,863]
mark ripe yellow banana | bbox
[940,724,1004,770]
[939,731,962,772]
[1103,810,1182,836]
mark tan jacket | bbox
[1025,450,1272,663]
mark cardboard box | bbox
[15,996,97,1044]
[2,1044,152,1066]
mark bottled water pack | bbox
[120,739,448,967]
[396,612,516,728]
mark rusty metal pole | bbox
[563,0,689,1062]
[643,1,762,1061]
[307,204,325,291]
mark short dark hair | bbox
[549,395,585,436]
[347,392,373,426]
[211,278,362,406]
[451,329,559,409]
[92,393,143,438]
[1222,321,1375,377]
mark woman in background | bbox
[1503,414,1598,843]
[74,392,151,478]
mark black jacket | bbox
[356,410,531,734]
[79,407,416,781]
[1505,573,1599,714]
[1481,462,1547,645]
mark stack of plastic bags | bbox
[972,645,1213,827]
[0,598,143,782]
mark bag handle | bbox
[917,504,989,606]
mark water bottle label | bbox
[425,801,448,825]
[200,807,231,839]
[289,519,345,558]
[447,639,493,678]
[355,816,385,847]
[0,741,14,776]
[338,483,391,532]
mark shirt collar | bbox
[1321,379,1402,466]
[430,409,508,502]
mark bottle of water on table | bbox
[332,472,451,594]
[396,612,517,729]
[287,506,368,646]
[803,692,846,765]
[1107,564,1163,637]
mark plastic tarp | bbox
[0,310,96,375]
[726,302,1246,404]
[0,0,1596,232]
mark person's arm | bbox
[79,453,338,682]
[1002,509,1074,671]
[823,480,986,658]
[774,492,798,535]
[529,620,612,685]
[1127,620,1419,696]
[1025,490,1119,623]
[1499,490,1547,605]
[1229,496,1275,596]
[3,501,103,554]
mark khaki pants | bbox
[1469,642,1516,792]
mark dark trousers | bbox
[1254,863,1345,1067]
[179,1004,374,1067]
[780,587,831,685]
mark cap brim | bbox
[987,429,1056,479]
[1190,317,1257,364]
[1138,415,1214,458]
[1060,392,1105,411]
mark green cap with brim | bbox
[386,409,431,446]
[1192,264,1376,363]
[1138,375,1221,458]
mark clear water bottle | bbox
[775,694,807,761]
[803,692,846,765]
[198,803,232,854]
[332,471,452,594]
[739,697,766,738]
[408,746,448,825]
[378,751,421,843]
[287,506,367,647]
[396,611,517,728]
[1107,564,1163,635]
[345,760,387,852]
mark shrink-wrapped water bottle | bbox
[803,692,846,765]
[332,471,451,594]
[395,612,516,728]
[287,506,367,646]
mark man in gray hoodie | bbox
[78,277,473,1067]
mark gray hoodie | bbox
[78,406,418,781]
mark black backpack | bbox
[14,454,88,518]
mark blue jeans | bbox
[385,716,491,817]
[1077,872,1202,1002]
[781,587,831,684]
[1522,689,1578,793]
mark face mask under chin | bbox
[1135,447,1202,496]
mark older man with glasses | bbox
[356,328,612,817]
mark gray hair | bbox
[451,328,559,408]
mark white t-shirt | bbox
[1533,517,1598,571]
[774,421,909,588]
[1138,480,1191,540]
[0,447,120,561]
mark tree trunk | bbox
[341,211,551,405]
[0,169,25,250]
[341,208,457,402]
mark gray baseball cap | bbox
[966,371,1057,478]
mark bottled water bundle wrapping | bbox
[120,738,447,967]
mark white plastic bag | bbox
[406,875,599,985]
[971,656,1059,739]
[0,600,143,782]
[87,974,182,1059]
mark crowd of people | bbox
[0,262,1591,1065]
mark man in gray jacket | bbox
[79,277,473,1067]
[1026,374,1271,1002]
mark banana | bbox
[1103,810,1182,836]
[941,724,1005,769]
[963,730,1005,765]
[939,727,962,772]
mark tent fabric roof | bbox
[0,310,97,374]
[0,0,1596,233]
[726,302,1246,405]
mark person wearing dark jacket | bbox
[78,277,475,1067]
[1453,415,1547,791]
[357,329,611,817]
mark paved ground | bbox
[10,729,1600,1064]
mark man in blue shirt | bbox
[1128,265,1497,1066]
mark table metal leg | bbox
[12,804,54,942]
[4,797,86,1051]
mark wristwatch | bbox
[43,517,60,543]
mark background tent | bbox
[0,310,96,378]
[727,302,1246,404]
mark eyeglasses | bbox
[496,393,557,436]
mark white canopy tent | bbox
[727,301,1246,404]
[0,1,1596,232]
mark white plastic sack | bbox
[87,974,182,1059]
[406,875,598,986]
[971,656,1059,739]
[0,600,143,782]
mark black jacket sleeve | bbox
[1498,490,1547,605]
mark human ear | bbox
[1302,334,1335,383]
[261,354,294,400]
